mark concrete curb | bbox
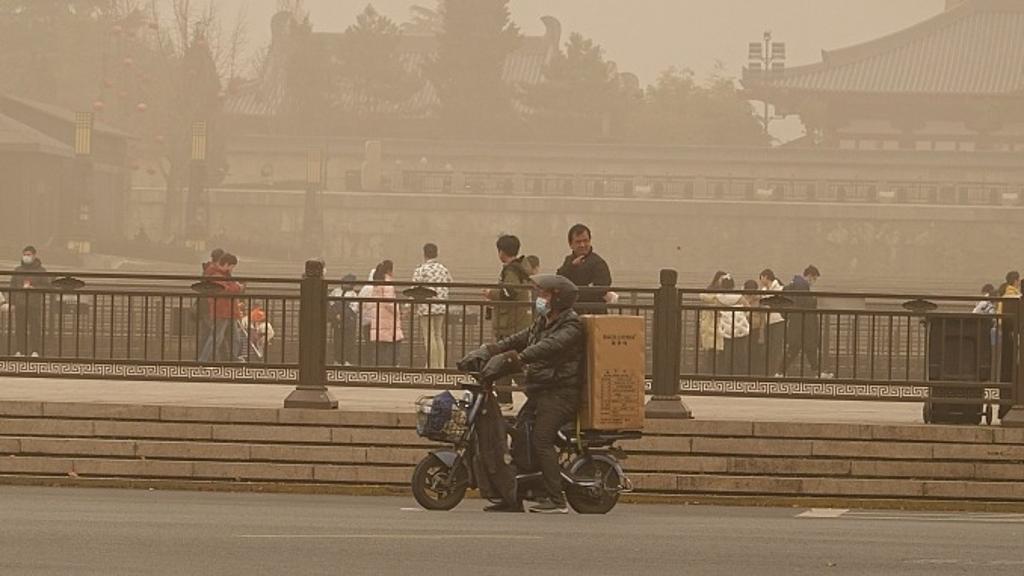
[3,475,1023,513]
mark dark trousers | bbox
[14,306,42,355]
[517,389,579,504]
[332,317,358,365]
[765,322,786,376]
[371,341,401,367]
[779,315,821,375]
[717,337,750,375]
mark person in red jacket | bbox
[199,253,245,362]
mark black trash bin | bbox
[925,315,993,425]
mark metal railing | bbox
[0,262,1020,423]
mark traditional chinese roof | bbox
[744,0,1024,96]
[0,112,73,157]
[227,15,561,119]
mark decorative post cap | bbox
[304,259,324,279]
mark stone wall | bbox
[126,186,1022,293]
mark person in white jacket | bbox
[711,275,750,375]
[759,269,787,375]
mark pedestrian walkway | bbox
[0,377,925,424]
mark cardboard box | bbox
[580,315,646,431]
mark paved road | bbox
[1,488,1022,575]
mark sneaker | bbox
[499,403,515,413]
[773,373,784,378]
[30,352,39,358]
[14,352,23,357]
[820,372,834,379]
[529,498,569,515]
[483,501,523,513]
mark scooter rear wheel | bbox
[411,454,468,511]
[566,458,620,515]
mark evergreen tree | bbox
[630,66,766,146]
[428,0,520,139]
[523,33,630,141]
[339,4,418,125]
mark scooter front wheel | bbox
[565,458,621,515]
[411,454,468,511]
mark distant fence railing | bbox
[0,263,1019,423]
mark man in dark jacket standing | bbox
[483,235,533,406]
[461,275,584,514]
[557,224,612,314]
[10,246,49,357]
[776,265,833,379]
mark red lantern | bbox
[103,78,113,88]
[92,100,105,112]
[123,57,134,67]
[136,102,148,113]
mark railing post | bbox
[645,268,693,419]
[284,259,338,410]
[1000,296,1024,426]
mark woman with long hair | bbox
[366,260,405,367]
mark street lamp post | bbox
[748,31,786,137]
[185,121,208,252]
[70,112,95,256]
[303,148,325,257]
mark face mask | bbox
[21,256,33,265]
[534,297,550,317]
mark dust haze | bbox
[1,0,1015,297]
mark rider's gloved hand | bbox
[480,351,521,383]
[457,346,493,373]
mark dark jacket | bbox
[494,309,585,395]
[10,259,49,309]
[492,256,532,337]
[557,250,612,313]
[473,393,518,505]
[783,275,817,309]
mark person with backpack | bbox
[776,265,833,379]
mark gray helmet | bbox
[532,274,578,311]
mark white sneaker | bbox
[820,372,834,379]
[773,373,784,378]
[30,352,39,358]
[14,352,23,357]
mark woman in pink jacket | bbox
[366,260,404,366]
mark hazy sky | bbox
[221,0,945,83]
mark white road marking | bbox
[399,507,423,512]
[797,509,1024,524]
[237,534,542,540]
[796,508,849,518]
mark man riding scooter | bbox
[458,275,584,514]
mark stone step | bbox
[3,435,1022,483]
[3,436,424,466]
[0,455,412,484]
[630,473,1024,501]
[3,416,1023,463]
[1,454,1021,503]
[0,418,434,447]
[3,401,1023,446]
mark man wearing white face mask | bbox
[10,246,49,357]
[458,275,584,514]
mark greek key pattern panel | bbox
[327,369,466,389]
[678,378,1001,400]
[0,360,297,383]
